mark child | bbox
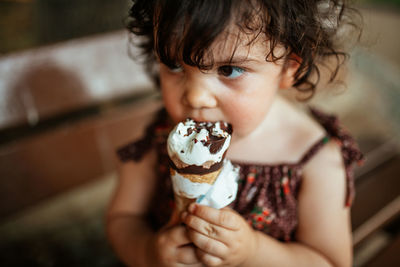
[107,0,363,266]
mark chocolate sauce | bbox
[184,119,232,154]
[168,151,228,175]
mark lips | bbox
[183,109,226,126]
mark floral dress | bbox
[117,108,363,242]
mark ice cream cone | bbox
[167,118,235,225]
[170,168,221,184]
[166,194,196,226]
[168,167,222,225]
[175,193,196,213]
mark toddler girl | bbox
[107,0,363,266]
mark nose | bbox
[182,71,217,109]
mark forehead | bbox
[207,26,269,63]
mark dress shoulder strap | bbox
[299,107,364,206]
[117,109,170,162]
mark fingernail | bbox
[188,203,197,213]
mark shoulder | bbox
[301,139,346,199]
[108,145,159,217]
[117,106,169,162]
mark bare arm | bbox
[248,140,352,267]
[106,149,158,266]
[106,149,202,267]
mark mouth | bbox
[185,109,208,122]
[181,109,232,132]
[185,111,222,124]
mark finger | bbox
[188,203,240,230]
[183,212,231,244]
[188,229,229,258]
[196,248,223,267]
[176,244,201,265]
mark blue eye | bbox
[218,66,245,78]
[168,64,183,73]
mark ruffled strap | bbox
[300,107,364,206]
[117,109,170,162]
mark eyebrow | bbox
[213,56,262,65]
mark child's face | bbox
[159,30,296,138]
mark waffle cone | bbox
[168,167,222,225]
[170,168,221,184]
[167,194,196,226]
[175,194,196,214]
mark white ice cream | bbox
[197,160,239,209]
[168,119,239,210]
[167,119,231,166]
[171,172,213,199]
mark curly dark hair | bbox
[127,0,361,98]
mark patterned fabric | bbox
[117,108,363,241]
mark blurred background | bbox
[0,0,399,266]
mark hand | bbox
[182,203,258,266]
[150,223,203,267]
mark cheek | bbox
[222,87,276,137]
[225,101,266,136]
[160,86,184,123]
[159,74,184,122]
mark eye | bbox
[218,66,245,79]
[167,64,183,73]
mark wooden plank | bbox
[351,155,400,229]
[353,196,400,246]
[365,234,400,267]
[0,98,161,219]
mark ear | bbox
[279,54,301,90]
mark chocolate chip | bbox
[185,128,193,136]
